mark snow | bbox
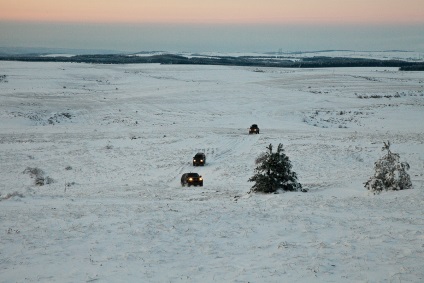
[39,54,75,58]
[134,50,424,62]
[1,61,424,282]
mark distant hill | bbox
[0,49,423,70]
[0,47,124,56]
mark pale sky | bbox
[1,0,424,24]
[1,0,424,53]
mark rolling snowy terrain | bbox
[1,61,424,282]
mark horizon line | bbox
[2,19,424,26]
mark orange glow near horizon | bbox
[1,0,424,25]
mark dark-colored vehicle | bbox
[181,173,203,187]
[249,124,260,134]
[193,152,206,166]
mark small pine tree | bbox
[364,141,413,194]
[249,143,303,193]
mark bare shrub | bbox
[65,181,76,187]
[44,176,55,185]
[23,167,44,178]
[7,228,21,234]
[23,167,54,186]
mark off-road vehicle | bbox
[249,124,260,134]
[193,152,206,166]
[181,173,203,187]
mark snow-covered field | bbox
[1,61,424,282]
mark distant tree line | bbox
[399,64,424,71]
[0,54,423,70]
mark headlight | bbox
[200,159,203,162]
[189,178,193,181]
[199,178,203,181]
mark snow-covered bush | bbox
[364,141,413,194]
[249,143,303,193]
[1,191,24,200]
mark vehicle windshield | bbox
[187,173,199,177]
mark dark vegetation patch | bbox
[399,64,424,71]
[355,91,424,99]
[1,54,423,69]
[303,109,371,128]
[10,111,74,125]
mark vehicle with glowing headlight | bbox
[193,152,206,166]
[181,173,203,187]
[249,124,260,134]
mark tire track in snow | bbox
[163,131,261,193]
